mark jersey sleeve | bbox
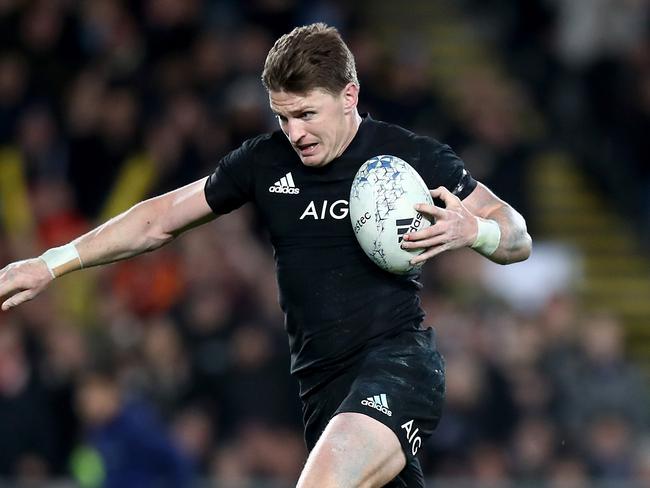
[204,140,255,215]
[419,139,477,200]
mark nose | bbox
[285,119,307,145]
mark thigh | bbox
[297,411,406,488]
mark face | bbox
[76,377,120,426]
[269,84,359,167]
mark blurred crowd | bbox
[0,0,648,486]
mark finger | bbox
[0,278,16,300]
[1,289,34,311]
[0,264,20,297]
[402,234,447,250]
[403,223,445,243]
[410,244,450,265]
[430,186,460,208]
[414,203,446,221]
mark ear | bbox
[341,82,359,114]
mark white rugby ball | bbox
[349,155,433,274]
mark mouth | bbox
[296,142,319,157]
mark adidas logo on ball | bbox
[396,213,424,243]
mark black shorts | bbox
[301,326,446,487]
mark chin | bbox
[300,155,328,167]
[301,159,324,167]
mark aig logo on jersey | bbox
[300,200,348,220]
[269,172,300,194]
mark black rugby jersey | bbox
[204,115,476,396]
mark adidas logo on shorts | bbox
[269,172,300,194]
[361,393,392,417]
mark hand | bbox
[401,186,478,264]
[0,258,53,311]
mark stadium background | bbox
[0,0,648,486]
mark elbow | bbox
[133,200,176,252]
[143,232,175,253]
[523,233,533,260]
[143,220,176,252]
[492,231,532,265]
[507,232,533,265]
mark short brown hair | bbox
[262,23,358,95]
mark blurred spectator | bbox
[468,443,510,488]
[0,52,29,144]
[0,324,56,479]
[635,438,650,483]
[552,0,647,68]
[135,316,193,416]
[509,416,557,482]
[562,312,648,434]
[548,456,590,488]
[40,322,88,474]
[67,85,141,218]
[74,369,195,488]
[220,322,301,437]
[171,405,216,474]
[210,442,252,488]
[17,103,67,182]
[585,412,635,479]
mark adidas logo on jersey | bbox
[396,213,424,243]
[361,394,392,416]
[269,172,300,194]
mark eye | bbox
[276,114,288,124]
[300,111,315,120]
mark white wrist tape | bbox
[471,218,501,256]
[40,244,83,278]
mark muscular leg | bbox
[297,412,407,488]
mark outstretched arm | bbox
[0,177,214,311]
[401,182,532,265]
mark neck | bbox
[335,110,362,158]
